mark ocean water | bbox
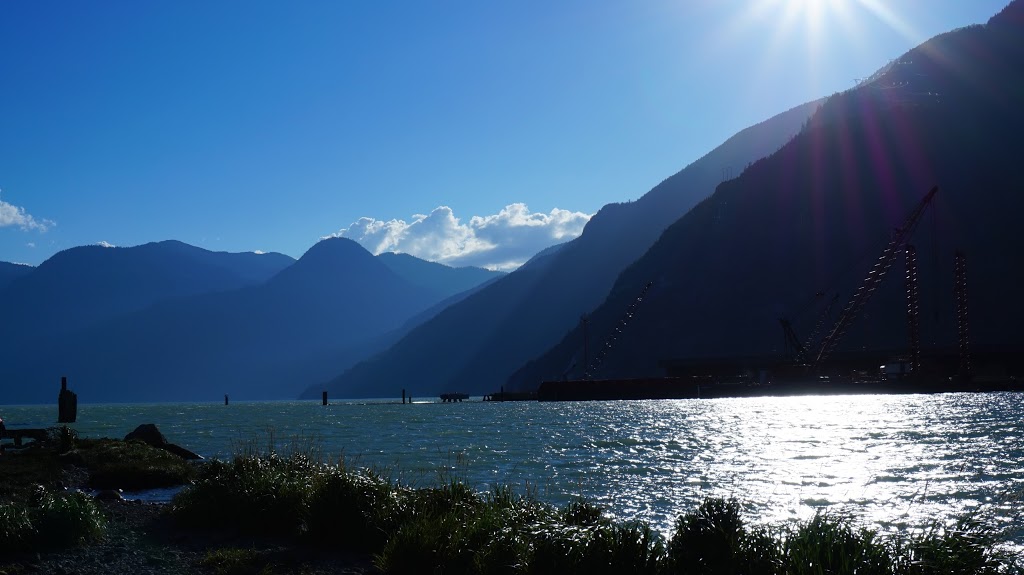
[3,392,1023,550]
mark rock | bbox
[124,423,203,460]
[124,424,167,448]
[164,442,203,461]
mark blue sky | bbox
[0,0,1008,269]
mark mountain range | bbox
[312,99,821,399]
[0,240,500,403]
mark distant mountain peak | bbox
[297,237,374,264]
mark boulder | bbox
[163,443,203,461]
[124,424,202,460]
[124,424,167,447]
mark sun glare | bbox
[702,0,919,107]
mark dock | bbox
[0,428,48,449]
[537,375,1024,402]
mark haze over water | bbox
[4,392,1022,551]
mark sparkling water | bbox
[3,392,1022,551]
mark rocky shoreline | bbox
[0,424,377,574]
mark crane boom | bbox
[812,186,938,367]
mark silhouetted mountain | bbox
[0,241,294,349]
[321,100,821,398]
[2,238,496,403]
[376,252,504,300]
[0,261,32,291]
[510,3,1024,386]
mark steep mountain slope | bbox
[510,5,1024,386]
[1,238,465,403]
[0,240,294,348]
[0,261,32,291]
[322,101,821,398]
[376,252,504,300]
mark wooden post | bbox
[402,389,406,404]
[57,376,77,423]
[322,391,328,406]
[500,386,504,402]
[224,394,229,405]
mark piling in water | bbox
[57,376,78,423]
[322,391,328,406]
[224,394,229,406]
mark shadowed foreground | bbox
[1,430,1020,574]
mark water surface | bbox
[4,392,1022,549]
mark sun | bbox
[763,0,840,39]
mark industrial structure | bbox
[537,187,1023,401]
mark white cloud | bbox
[26,242,36,249]
[328,203,592,270]
[0,194,54,232]
[96,241,116,248]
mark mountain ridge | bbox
[509,4,1024,386]
[320,99,822,399]
[0,238,498,403]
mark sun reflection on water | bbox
[2,392,1021,551]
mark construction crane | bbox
[778,293,839,364]
[779,318,806,361]
[803,293,840,355]
[811,186,939,368]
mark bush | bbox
[45,425,78,454]
[170,453,1020,575]
[0,502,34,553]
[0,489,106,553]
[171,453,318,536]
[33,490,107,549]
[783,512,893,575]
[667,497,746,574]
[305,467,404,551]
[895,515,1006,575]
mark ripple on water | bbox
[2,393,1022,552]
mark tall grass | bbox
[169,451,1021,575]
[0,488,106,553]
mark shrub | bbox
[45,425,78,454]
[171,453,318,536]
[33,490,107,549]
[782,512,893,575]
[305,467,404,551]
[895,515,1005,575]
[0,489,105,553]
[170,453,1020,575]
[0,502,34,553]
[667,497,746,574]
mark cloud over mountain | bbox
[0,196,54,232]
[331,203,592,270]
